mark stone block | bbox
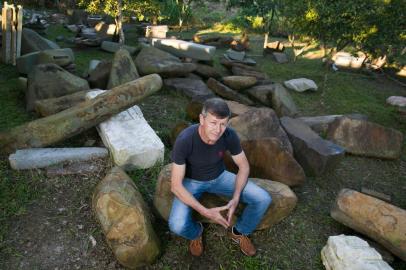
[151,38,215,61]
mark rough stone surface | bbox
[86,90,164,170]
[207,78,254,105]
[222,76,257,91]
[331,189,406,261]
[225,100,253,118]
[16,51,40,75]
[193,63,222,79]
[21,28,60,55]
[272,52,288,63]
[26,63,90,111]
[151,38,216,61]
[224,138,305,187]
[246,83,298,117]
[154,164,297,229]
[46,161,105,177]
[37,48,75,67]
[107,49,139,89]
[34,90,91,116]
[284,78,318,92]
[327,117,404,159]
[164,78,214,99]
[296,114,368,134]
[226,49,245,61]
[93,167,160,269]
[9,147,108,170]
[321,235,393,270]
[280,117,345,176]
[100,41,138,55]
[386,96,406,107]
[135,46,196,77]
[88,60,112,89]
[228,107,293,153]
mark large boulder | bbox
[386,96,406,107]
[93,167,160,269]
[88,60,112,89]
[284,78,318,92]
[153,164,297,230]
[224,138,305,187]
[135,46,196,77]
[231,65,269,80]
[86,90,164,170]
[321,235,393,270]
[246,83,298,117]
[21,28,60,55]
[228,107,293,153]
[16,51,40,75]
[222,76,257,91]
[331,189,406,261]
[37,48,75,67]
[207,78,254,105]
[296,114,368,134]
[327,117,403,159]
[280,117,345,176]
[164,77,214,99]
[26,64,90,111]
[151,38,216,61]
[193,63,222,79]
[107,49,140,89]
[34,90,91,116]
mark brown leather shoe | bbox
[189,235,203,256]
[229,229,256,256]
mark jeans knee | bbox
[263,191,272,208]
[168,217,187,236]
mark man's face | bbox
[199,112,229,144]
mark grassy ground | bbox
[0,24,405,269]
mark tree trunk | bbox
[116,0,125,45]
[0,74,163,154]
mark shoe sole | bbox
[230,237,254,256]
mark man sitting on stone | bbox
[169,97,272,257]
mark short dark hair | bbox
[201,97,230,119]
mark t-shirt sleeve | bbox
[171,135,190,165]
[225,128,242,156]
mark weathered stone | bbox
[331,189,406,261]
[9,147,108,170]
[226,49,245,61]
[225,100,253,118]
[16,51,40,75]
[228,107,293,153]
[88,60,112,89]
[145,25,168,39]
[153,164,297,229]
[246,83,298,117]
[224,138,305,186]
[223,54,257,66]
[280,117,345,176]
[21,28,60,55]
[37,48,74,67]
[284,78,318,92]
[327,117,403,159]
[93,167,160,269]
[207,78,254,105]
[272,52,288,63]
[88,60,101,73]
[296,114,368,134]
[220,57,258,69]
[26,63,90,111]
[170,121,191,146]
[164,77,214,99]
[94,22,117,40]
[151,38,215,61]
[100,41,138,55]
[321,235,393,270]
[0,74,163,154]
[135,46,196,77]
[222,76,257,91]
[34,90,92,117]
[86,90,164,170]
[193,63,221,79]
[231,65,268,80]
[386,96,406,107]
[107,49,140,89]
[332,52,366,70]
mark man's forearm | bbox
[172,184,208,215]
[232,166,250,200]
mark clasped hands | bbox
[202,198,239,228]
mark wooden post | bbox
[1,3,22,65]
[1,2,13,64]
[16,5,22,59]
[10,4,16,65]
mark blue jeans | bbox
[168,170,272,240]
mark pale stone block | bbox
[86,90,164,170]
[284,78,318,92]
[151,38,216,61]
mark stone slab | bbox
[284,78,318,92]
[101,41,138,55]
[151,38,215,61]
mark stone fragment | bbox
[37,48,74,67]
[16,51,40,75]
[26,63,90,111]
[86,90,164,170]
[9,147,108,170]
[151,38,215,61]
[228,107,293,153]
[164,77,214,99]
[225,49,245,61]
[220,57,257,68]
[21,28,60,55]
[231,65,268,80]
[93,167,160,269]
[193,63,221,79]
[0,74,163,154]
[224,138,305,186]
[327,117,403,159]
[100,41,138,55]
[34,90,91,116]
[223,54,257,66]
[154,164,297,229]
[386,96,406,107]
[207,78,254,105]
[88,60,112,89]
[107,49,140,89]
[280,117,345,176]
[246,83,298,117]
[272,52,288,63]
[332,51,366,70]
[135,46,196,77]
[321,235,393,270]
[145,25,168,38]
[296,114,368,134]
[94,22,117,40]
[225,100,252,118]
[331,189,406,261]
[88,60,101,73]
[222,76,257,91]
[284,78,318,92]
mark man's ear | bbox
[199,114,204,125]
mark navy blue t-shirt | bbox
[171,124,242,181]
